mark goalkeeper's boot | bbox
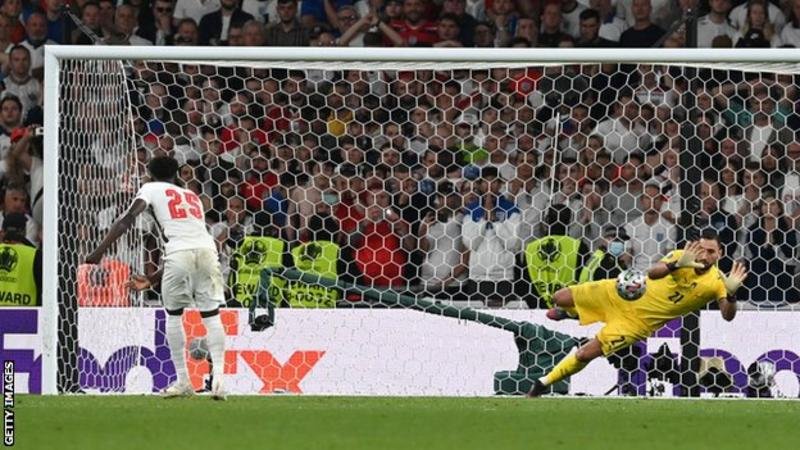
[546,307,575,321]
[527,379,548,398]
[161,380,194,398]
[211,378,227,401]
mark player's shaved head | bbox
[148,156,179,181]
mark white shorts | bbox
[161,248,224,312]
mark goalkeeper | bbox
[529,229,748,397]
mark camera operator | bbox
[5,125,43,235]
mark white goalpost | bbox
[42,46,800,397]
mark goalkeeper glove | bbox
[674,242,705,269]
[722,261,748,296]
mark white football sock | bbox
[202,315,226,380]
[166,314,189,384]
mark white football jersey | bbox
[134,181,216,255]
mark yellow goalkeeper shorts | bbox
[568,279,650,356]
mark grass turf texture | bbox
[15,395,800,450]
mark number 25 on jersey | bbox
[166,189,202,219]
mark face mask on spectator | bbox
[323,192,339,205]
[608,241,625,257]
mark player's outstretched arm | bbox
[719,261,748,322]
[648,241,705,279]
[85,199,148,264]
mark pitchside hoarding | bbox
[1,308,798,396]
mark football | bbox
[616,269,647,301]
[188,337,209,361]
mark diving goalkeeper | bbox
[528,229,748,397]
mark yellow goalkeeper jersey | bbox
[633,250,728,331]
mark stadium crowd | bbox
[1,0,800,307]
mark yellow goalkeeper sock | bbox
[541,353,588,386]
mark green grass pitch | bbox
[14,395,800,450]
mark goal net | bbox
[44,48,800,398]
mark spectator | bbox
[2,46,42,117]
[561,0,588,39]
[173,18,199,45]
[19,12,57,75]
[573,178,610,245]
[332,164,366,234]
[590,0,625,42]
[696,0,737,48]
[486,0,517,47]
[745,196,798,303]
[538,1,571,47]
[625,179,676,270]
[780,141,800,222]
[592,92,651,163]
[735,0,781,48]
[0,213,40,306]
[730,0,785,34]
[263,171,294,236]
[718,160,743,215]
[339,7,404,46]
[433,13,463,47]
[472,20,496,47]
[576,8,616,47]
[265,0,309,46]
[241,19,266,46]
[417,181,468,298]
[325,2,358,36]
[5,124,43,230]
[617,0,671,29]
[732,163,765,235]
[513,16,537,46]
[618,0,665,48]
[0,185,38,245]
[97,0,116,38]
[652,0,697,33]
[199,0,254,45]
[211,195,254,274]
[138,0,176,45]
[391,167,428,224]
[43,0,72,44]
[226,22,245,45]
[743,93,783,161]
[318,0,358,29]
[390,0,438,46]
[440,0,476,46]
[462,167,522,307]
[580,225,632,281]
[0,13,11,72]
[240,154,276,210]
[310,27,337,45]
[288,162,329,241]
[0,96,23,160]
[1,0,25,44]
[174,0,223,25]
[780,0,800,47]
[72,2,105,45]
[349,186,413,289]
[114,4,153,45]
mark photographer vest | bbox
[286,241,340,308]
[230,236,285,307]
[525,236,581,308]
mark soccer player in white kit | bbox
[85,156,227,400]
